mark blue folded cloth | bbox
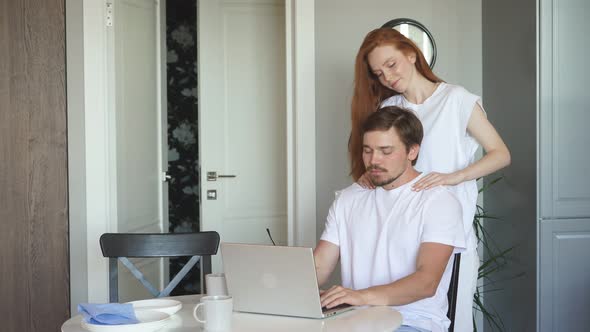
[78,303,140,325]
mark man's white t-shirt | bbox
[381,83,481,249]
[320,175,466,332]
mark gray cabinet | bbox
[538,0,590,331]
[540,0,590,219]
[539,219,590,332]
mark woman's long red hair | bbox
[349,28,443,181]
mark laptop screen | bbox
[221,243,326,318]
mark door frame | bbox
[66,0,316,307]
[285,0,317,248]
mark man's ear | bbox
[408,144,420,162]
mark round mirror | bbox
[381,18,437,69]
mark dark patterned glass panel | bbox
[166,0,200,295]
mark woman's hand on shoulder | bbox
[357,172,375,189]
[411,171,466,191]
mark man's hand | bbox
[320,285,369,309]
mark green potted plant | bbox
[472,176,523,331]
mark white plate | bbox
[81,310,170,332]
[128,299,183,316]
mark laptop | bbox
[220,243,354,319]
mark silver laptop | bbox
[220,243,353,319]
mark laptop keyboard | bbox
[321,303,352,313]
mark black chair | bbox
[99,232,220,303]
[446,253,461,332]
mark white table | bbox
[61,295,403,332]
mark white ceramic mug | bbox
[206,273,228,296]
[193,295,233,331]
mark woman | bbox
[350,28,511,331]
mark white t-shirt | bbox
[381,83,481,249]
[320,175,466,332]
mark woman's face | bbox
[367,44,417,94]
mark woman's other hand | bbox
[412,171,465,191]
[357,172,375,189]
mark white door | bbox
[108,0,168,301]
[198,0,287,271]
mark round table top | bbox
[61,294,403,332]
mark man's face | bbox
[362,127,418,189]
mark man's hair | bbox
[361,106,423,165]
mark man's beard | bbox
[367,165,403,187]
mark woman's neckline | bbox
[401,82,445,106]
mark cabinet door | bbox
[539,218,590,332]
[540,0,590,218]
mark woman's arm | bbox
[462,103,512,179]
[412,104,511,191]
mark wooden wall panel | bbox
[0,0,70,331]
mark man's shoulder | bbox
[420,186,462,209]
[328,183,372,218]
[335,183,370,201]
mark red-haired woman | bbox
[350,28,511,331]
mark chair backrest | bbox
[99,232,220,302]
[446,253,461,332]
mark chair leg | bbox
[448,253,461,332]
[109,258,119,303]
[201,255,212,294]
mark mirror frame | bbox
[381,18,437,69]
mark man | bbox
[314,106,466,332]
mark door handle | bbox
[207,171,237,181]
[162,171,172,182]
